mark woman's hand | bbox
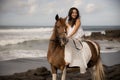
[66,35,71,42]
[66,35,71,39]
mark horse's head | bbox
[54,14,68,47]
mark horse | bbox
[47,14,105,80]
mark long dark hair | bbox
[68,7,80,27]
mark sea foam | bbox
[0,28,52,46]
[0,50,47,61]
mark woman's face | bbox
[71,9,77,19]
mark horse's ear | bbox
[55,14,59,21]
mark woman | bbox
[65,7,86,73]
[66,7,84,39]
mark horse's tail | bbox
[92,57,105,80]
[86,40,105,80]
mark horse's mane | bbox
[50,18,65,40]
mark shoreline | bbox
[0,51,120,76]
[0,57,50,76]
[0,58,120,80]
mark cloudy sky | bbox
[0,0,120,26]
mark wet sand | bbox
[0,57,50,76]
[0,57,120,80]
[0,51,120,76]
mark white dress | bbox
[67,25,84,39]
[65,25,92,73]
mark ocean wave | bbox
[0,48,119,61]
[0,27,105,36]
[0,28,105,46]
[101,49,120,53]
[0,28,53,46]
[0,40,120,61]
[84,30,105,36]
[0,31,52,46]
[100,47,120,53]
[0,38,50,46]
[0,27,53,33]
[96,40,120,53]
[0,50,47,61]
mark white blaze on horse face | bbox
[60,28,66,46]
[64,28,67,36]
[60,39,64,46]
[52,74,57,80]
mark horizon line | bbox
[0,25,120,27]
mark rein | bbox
[50,30,67,43]
[72,39,83,50]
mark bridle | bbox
[50,19,68,46]
[50,29,67,46]
[50,32,66,42]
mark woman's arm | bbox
[67,18,81,38]
[66,22,70,32]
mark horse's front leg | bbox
[51,65,57,80]
[61,66,67,80]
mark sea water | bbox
[0,26,120,61]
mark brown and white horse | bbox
[47,14,105,80]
